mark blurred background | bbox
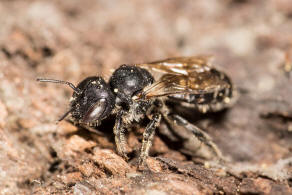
[0,0,292,194]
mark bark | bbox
[0,0,291,194]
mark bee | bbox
[37,56,237,166]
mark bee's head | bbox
[37,76,115,126]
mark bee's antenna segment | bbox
[57,108,73,122]
[36,78,81,94]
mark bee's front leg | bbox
[113,110,129,160]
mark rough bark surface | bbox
[0,0,292,194]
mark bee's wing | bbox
[138,55,214,76]
[136,56,231,99]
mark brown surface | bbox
[0,0,292,194]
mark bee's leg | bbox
[165,114,225,162]
[113,111,128,160]
[138,113,162,166]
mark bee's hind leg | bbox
[164,113,225,162]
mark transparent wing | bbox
[138,56,214,76]
[136,56,231,99]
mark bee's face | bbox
[70,76,115,125]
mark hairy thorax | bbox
[120,99,153,126]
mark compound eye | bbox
[83,98,107,123]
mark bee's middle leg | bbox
[138,113,162,166]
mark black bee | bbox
[37,56,237,165]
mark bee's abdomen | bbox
[169,74,237,113]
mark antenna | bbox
[36,78,81,94]
[57,108,73,122]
